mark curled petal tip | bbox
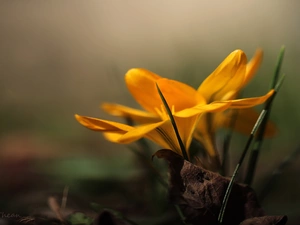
[231,49,247,62]
[125,68,140,76]
[232,49,243,53]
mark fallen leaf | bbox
[154,149,287,225]
[240,215,288,225]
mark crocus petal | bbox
[118,120,183,155]
[126,68,205,114]
[117,114,200,156]
[148,115,200,155]
[125,68,164,114]
[221,89,274,108]
[101,103,160,124]
[173,115,200,152]
[156,78,206,110]
[76,113,181,153]
[75,114,132,132]
[217,108,277,137]
[145,120,183,155]
[117,120,167,144]
[103,132,125,143]
[243,49,263,87]
[174,101,231,118]
[198,50,247,102]
[76,112,200,156]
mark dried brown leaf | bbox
[240,215,288,225]
[154,149,287,225]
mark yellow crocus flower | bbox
[75,50,273,160]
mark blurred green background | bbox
[0,1,299,224]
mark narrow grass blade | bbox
[271,46,285,89]
[218,74,285,223]
[156,83,189,161]
[244,75,285,185]
[218,108,267,224]
[244,46,285,186]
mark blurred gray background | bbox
[0,0,299,221]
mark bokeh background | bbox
[1,1,300,224]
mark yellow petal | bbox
[101,103,160,124]
[243,49,263,87]
[173,115,200,152]
[125,68,163,114]
[174,101,231,118]
[75,114,132,132]
[117,120,182,155]
[75,114,197,155]
[217,108,277,137]
[148,115,200,155]
[103,132,125,143]
[145,120,183,155]
[156,78,206,110]
[117,115,200,156]
[117,120,167,144]
[198,50,247,102]
[222,89,274,108]
[125,68,205,114]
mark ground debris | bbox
[154,149,287,225]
